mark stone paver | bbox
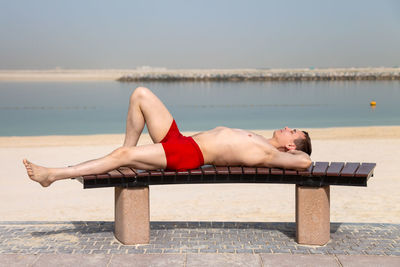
[108,254,185,267]
[186,254,261,266]
[259,254,339,267]
[336,255,400,267]
[0,254,38,267]
[1,254,400,266]
[0,221,399,256]
[32,254,111,267]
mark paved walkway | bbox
[0,221,399,266]
[1,253,400,266]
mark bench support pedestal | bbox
[114,186,150,245]
[296,185,330,246]
[113,185,330,245]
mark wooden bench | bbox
[74,161,376,246]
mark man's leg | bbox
[123,87,174,147]
[23,144,167,187]
[23,86,172,187]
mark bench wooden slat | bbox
[270,168,284,175]
[162,170,177,176]
[215,166,229,175]
[177,170,190,176]
[189,169,203,175]
[256,167,269,175]
[97,173,110,179]
[202,166,216,175]
[212,166,229,182]
[229,166,243,175]
[312,162,329,176]
[241,167,257,182]
[298,163,314,176]
[228,166,243,181]
[355,163,376,178]
[135,171,150,185]
[149,170,163,176]
[137,170,152,177]
[243,167,256,174]
[284,169,298,175]
[82,174,97,180]
[326,162,345,176]
[340,163,360,177]
[108,169,124,178]
[118,167,137,177]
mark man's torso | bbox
[192,127,276,167]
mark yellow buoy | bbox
[370,101,376,106]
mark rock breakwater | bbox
[117,68,400,82]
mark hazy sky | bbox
[0,0,399,69]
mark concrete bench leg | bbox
[114,186,150,245]
[296,185,330,246]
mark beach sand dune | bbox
[1,126,399,223]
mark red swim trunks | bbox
[161,120,204,171]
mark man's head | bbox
[272,127,312,155]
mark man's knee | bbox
[112,147,135,164]
[130,86,151,103]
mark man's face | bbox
[273,127,305,150]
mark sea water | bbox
[0,80,399,136]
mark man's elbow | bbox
[299,157,312,170]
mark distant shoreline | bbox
[0,67,399,81]
[118,67,400,82]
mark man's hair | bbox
[294,131,312,156]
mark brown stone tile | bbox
[186,254,261,267]
[108,254,185,267]
[260,254,338,267]
[32,254,111,267]
[0,254,38,267]
[337,255,400,267]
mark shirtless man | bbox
[23,87,312,187]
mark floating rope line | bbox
[175,103,329,108]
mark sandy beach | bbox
[0,69,136,81]
[1,125,399,223]
[1,67,399,81]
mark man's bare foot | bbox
[23,159,54,187]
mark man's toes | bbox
[23,160,31,169]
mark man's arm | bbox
[266,150,312,170]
